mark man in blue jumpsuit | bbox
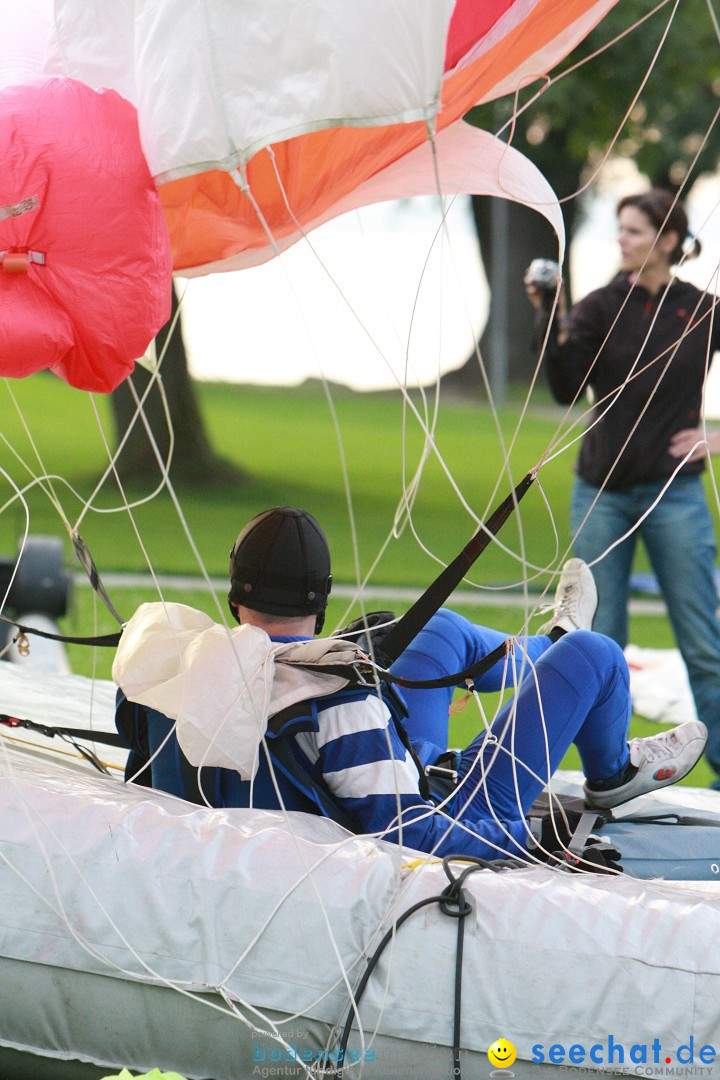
[116,506,707,866]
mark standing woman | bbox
[527,188,720,786]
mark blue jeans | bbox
[392,611,631,819]
[571,474,720,780]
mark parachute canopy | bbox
[0,76,171,391]
[43,0,619,275]
[0,0,619,393]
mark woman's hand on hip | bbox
[668,427,720,462]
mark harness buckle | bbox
[349,661,381,687]
[425,764,459,786]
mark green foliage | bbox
[468,0,720,195]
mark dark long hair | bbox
[617,188,700,265]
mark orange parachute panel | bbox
[159,0,616,274]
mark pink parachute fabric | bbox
[0,77,171,392]
[43,0,620,275]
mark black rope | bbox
[439,857,486,1079]
[335,855,519,1079]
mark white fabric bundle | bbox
[113,602,363,779]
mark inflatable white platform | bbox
[2,663,720,1079]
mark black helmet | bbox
[228,506,332,631]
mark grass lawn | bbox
[0,375,581,583]
[2,373,717,788]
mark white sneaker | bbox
[584,720,708,809]
[538,558,597,635]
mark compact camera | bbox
[527,258,560,292]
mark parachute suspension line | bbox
[72,302,185,532]
[384,116,554,601]
[480,89,564,511]
[560,0,681,206]
[66,351,176,626]
[393,122,458,558]
[529,103,720,576]
[70,282,230,630]
[699,265,720,520]
[0,392,125,636]
[375,470,537,668]
[543,275,720,570]
[0,380,74,532]
[476,0,689,551]
[482,0,693,584]
[707,0,720,40]
[231,164,284,267]
[67,368,177,626]
[385,116,535,590]
[114,376,235,628]
[390,116,536,598]
[261,144,448,402]
[0,465,30,620]
[0,470,124,657]
[494,0,680,210]
[257,148,540,624]
[237,149,546,878]
[232,159,378,641]
[233,155,365,612]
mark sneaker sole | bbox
[584,724,707,809]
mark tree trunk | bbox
[109,285,248,487]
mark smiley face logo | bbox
[488,1038,517,1070]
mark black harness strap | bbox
[267,734,357,831]
[0,713,124,774]
[288,637,510,692]
[268,684,432,813]
[0,614,121,647]
[0,713,125,746]
[373,471,535,668]
[266,702,358,828]
[71,530,125,626]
